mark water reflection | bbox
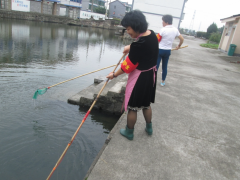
[0,19,130,180]
[80,106,119,134]
[32,120,47,138]
[0,20,130,67]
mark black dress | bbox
[127,30,159,110]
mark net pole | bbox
[46,54,125,180]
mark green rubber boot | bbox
[120,125,134,140]
[145,122,153,135]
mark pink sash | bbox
[124,65,157,111]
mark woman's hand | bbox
[123,45,130,54]
[106,68,124,80]
[106,72,115,80]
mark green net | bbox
[32,88,48,99]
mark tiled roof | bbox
[221,14,240,20]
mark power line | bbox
[189,10,196,32]
[198,21,201,31]
[184,7,221,18]
[145,3,182,10]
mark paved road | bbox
[86,38,240,180]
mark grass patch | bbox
[200,43,219,49]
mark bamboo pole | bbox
[46,54,125,180]
[171,45,188,51]
[48,64,117,89]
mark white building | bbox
[59,0,82,8]
[132,0,187,32]
[58,0,82,19]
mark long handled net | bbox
[46,54,125,180]
[32,64,117,99]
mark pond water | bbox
[0,19,130,180]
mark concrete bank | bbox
[85,38,240,180]
[68,75,128,116]
[0,9,115,29]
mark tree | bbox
[94,7,106,15]
[189,30,196,36]
[179,28,184,34]
[113,18,121,25]
[218,26,224,34]
[207,23,218,34]
[209,33,222,43]
[196,31,208,39]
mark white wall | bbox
[12,0,30,12]
[133,0,184,17]
[59,7,66,16]
[59,0,82,8]
[80,11,105,20]
[144,13,180,33]
[133,0,185,32]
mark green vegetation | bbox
[196,22,222,40]
[180,22,220,38]
[218,26,224,34]
[200,43,219,49]
[179,28,195,36]
[207,23,218,34]
[209,32,222,43]
[113,18,121,25]
[94,7,106,14]
[196,31,209,39]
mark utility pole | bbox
[105,0,108,19]
[198,22,202,32]
[105,0,111,19]
[189,10,196,34]
[91,0,93,12]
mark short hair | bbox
[162,15,173,25]
[121,10,148,33]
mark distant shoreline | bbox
[0,9,116,30]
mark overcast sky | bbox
[122,0,240,32]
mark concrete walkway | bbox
[85,38,240,180]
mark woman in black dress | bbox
[107,10,159,140]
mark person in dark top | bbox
[106,10,159,140]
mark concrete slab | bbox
[107,75,128,97]
[97,75,127,97]
[67,83,97,105]
[85,38,240,180]
[94,76,106,84]
[68,74,128,115]
[68,75,127,106]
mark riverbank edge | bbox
[83,112,126,180]
[0,9,116,30]
[82,39,240,180]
